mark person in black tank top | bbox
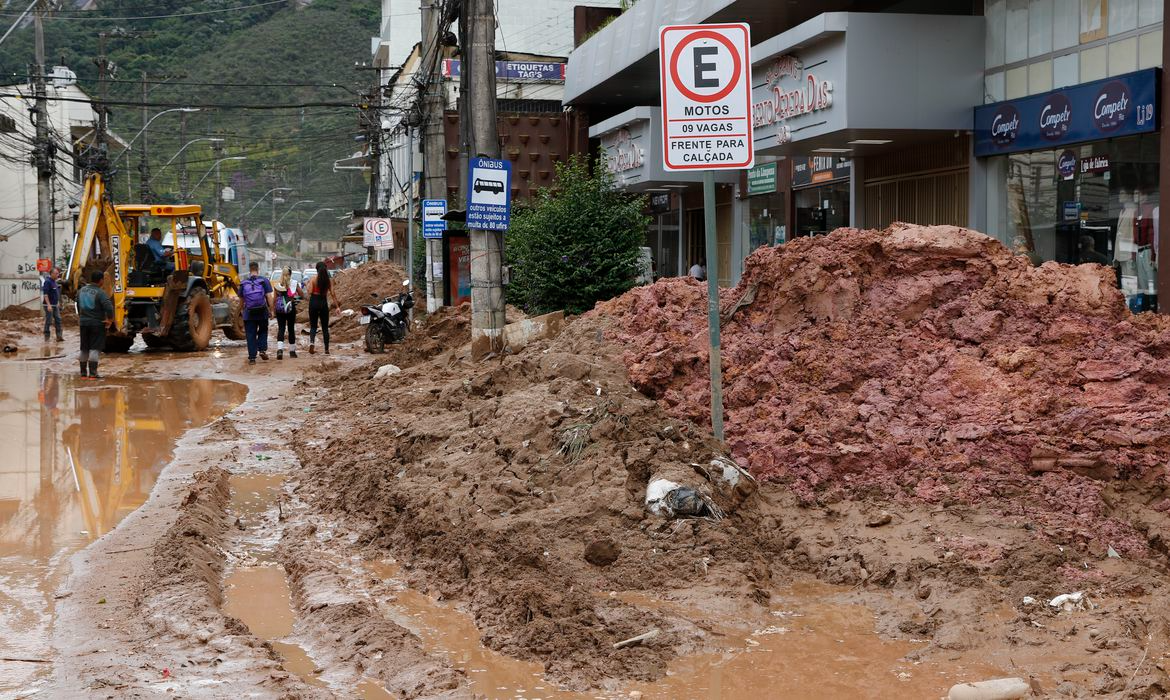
[307,261,341,354]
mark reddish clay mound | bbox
[598,223,1170,555]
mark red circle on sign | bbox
[668,30,741,104]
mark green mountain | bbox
[0,0,380,240]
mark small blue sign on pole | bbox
[466,157,511,231]
[422,199,447,239]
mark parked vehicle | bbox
[360,280,414,353]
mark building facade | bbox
[0,78,113,310]
[977,0,1164,312]
[566,1,1167,313]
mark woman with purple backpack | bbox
[273,267,299,359]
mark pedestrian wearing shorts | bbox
[273,267,299,360]
[77,270,114,379]
[306,261,341,355]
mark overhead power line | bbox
[0,0,288,21]
[0,91,377,110]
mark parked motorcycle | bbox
[361,280,414,353]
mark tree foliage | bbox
[506,156,647,315]
[0,0,378,236]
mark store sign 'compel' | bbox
[974,68,1157,157]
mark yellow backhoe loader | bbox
[62,173,245,352]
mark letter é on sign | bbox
[694,46,719,88]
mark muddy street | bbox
[3,228,1170,699]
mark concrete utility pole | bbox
[32,0,52,262]
[464,0,506,357]
[421,0,446,311]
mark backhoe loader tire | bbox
[142,333,171,350]
[168,289,214,351]
[223,295,246,341]
[104,334,135,354]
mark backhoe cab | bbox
[64,173,245,352]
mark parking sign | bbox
[466,157,511,231]
[659,24,753,171]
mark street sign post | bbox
[466,157,511,231]
[422,199,447,239]
[363,217,394,249]
[660,23,753,443]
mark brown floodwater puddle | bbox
[0,362,245,695]
[366,561,1001,700]
[221,565,326,688]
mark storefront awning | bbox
[590,107,737,191]
[750,13,985,158]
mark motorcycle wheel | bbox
[365,323,385,353]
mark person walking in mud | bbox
[42,266,63,342]
[241,261,275,365]
[77,269,114,379]
[306,261,341,355]
[273,266,299,360]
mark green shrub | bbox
[506,156,647,315]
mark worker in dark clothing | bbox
[42,266,63,342]
[77,269,114,379]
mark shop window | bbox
[986,0,1007,67]
[1053,52,1079,88]
[1138,0,1163,25]
[1054,0,1081,50]
[795,184,849,238]
[1108,36,1139,76]
[748,192,786,251]
[1080,44,1108,82]
[1028,60,1053,94]
[1109,0,1138,35]
[1007,0,1031,63]
[1138,30,1162,68]
[1029,0,1054,57]
[1004,134,1160,312]
[1080,0,1108,43]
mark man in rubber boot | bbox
[77,270,114,379]
[42,266,63,342]
[241,261,274,365]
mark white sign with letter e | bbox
[363,217,394,249]
[659,23,753,171]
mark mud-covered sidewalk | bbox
[7,227,1170,698]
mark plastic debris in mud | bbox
[947,677,1030,700]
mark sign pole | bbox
[702,169,724,442]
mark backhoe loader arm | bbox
[64,173,127,299]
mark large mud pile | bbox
[598,224,1170,556]
[293,323,779,689]
[299,261,408,343]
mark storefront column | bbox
[1159,33,1170,313]
[968,139,988,235]
[730,182,744,285]
[850,157,865,228]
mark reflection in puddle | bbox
[0,363,245,694]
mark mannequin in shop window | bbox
[1134,191,1157,307]
[1114,190,1138,281]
